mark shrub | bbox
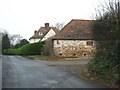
[87,47,119,85]
[3,41,45,55]
[87,1,120,87]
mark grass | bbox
[25,55,93,61]
[25,55,64,60]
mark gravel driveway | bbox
[39,58,109,87]
[39,58,89,66]
[38,58,90,78]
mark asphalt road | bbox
[0,55,2,89]
[2,55,107,88]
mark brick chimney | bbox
[45,23,49,30]
[34,30,37,35]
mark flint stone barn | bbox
[29,23,59,43]
[52,19,96,58]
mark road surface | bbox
[2,55,107,88]
[0,55,2,89]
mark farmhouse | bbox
[29,23,59,43]
[52,19,96,57]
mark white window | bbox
[39,32,43,35]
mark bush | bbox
[87,1,120,87]
[87,47,119,86]
[3,41,45,55]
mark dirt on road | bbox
[26,55,116,88]
[39,58,110,87]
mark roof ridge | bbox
[71,19,95,21]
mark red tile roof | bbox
[53,19,95,40]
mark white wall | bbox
[41,29,56,41]
[29,39,40,43]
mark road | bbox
[0,55,2,89]
[2,55,107,88]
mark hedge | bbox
[87,47,119,86]
[3,41,45,55]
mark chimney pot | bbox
[45,23,49,30]
[34,30,37,34]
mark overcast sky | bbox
[0,0,104,40]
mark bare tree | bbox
[88,0,120,87]
[9,34,23,46]
[55,22,64,30]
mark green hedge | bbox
[87,48,119,86]
[3,41,45,55]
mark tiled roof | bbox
[53,19,95,40]
[29,27,59,40]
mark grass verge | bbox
[24,55,64,61]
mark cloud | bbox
[0,0,100,40]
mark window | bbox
[86,41,93,46]
[39,32,43,35]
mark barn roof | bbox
[53,19,95,40]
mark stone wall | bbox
[53,40,96,57]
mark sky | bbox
[0,0,104,41]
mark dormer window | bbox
[39,32,43,35]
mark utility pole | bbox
[118,0,120,27]
[117,0,119,57]
[117,0,119,39]
[117,1,120,82]
[116,1,119,40]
